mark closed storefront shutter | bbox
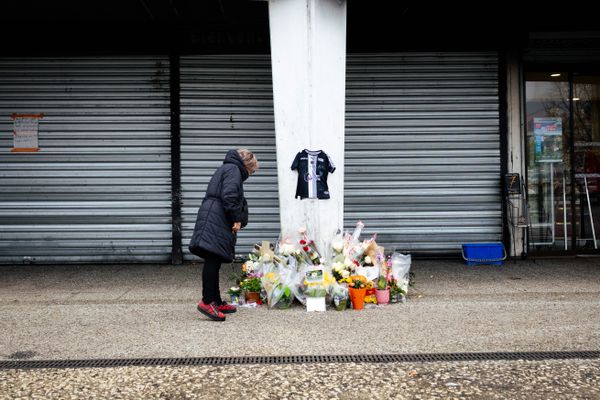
[180,55,280,260]
[0,56,172,263]
[345,52,502,254]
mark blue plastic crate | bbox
[461,243,506,266]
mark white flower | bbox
[262,253,272,262]
[342,270,350,278]
[344,258,352,267]
[280,243,295,256]
[333,262,344,272]
[364,256,372,265]
[331,238,344,253]
[246,260,255,270]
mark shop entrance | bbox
[525,71,600,253]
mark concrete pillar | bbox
[506,51,526,257]
[268,0,347,251]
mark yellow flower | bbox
[366,281,374,289]
[265,272,276,280]
[365,295,377,303]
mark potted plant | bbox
[375,275,389,305]
[348,276,367,310]
[227,286,242,305]
[240,276,262,304]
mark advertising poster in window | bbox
[534,117,563,162]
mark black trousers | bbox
[202,252,223,305]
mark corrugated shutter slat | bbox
[344,52,502,253]
[0,56,172,263]
[180,55,280,260]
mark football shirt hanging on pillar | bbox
[291,149,336,199]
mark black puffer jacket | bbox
[188,150,249,262]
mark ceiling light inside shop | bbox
[550,73,561,77]
[573,97,580,101]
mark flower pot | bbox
[245,291,260,304]
[349,287,366,310]
[375,288,390,305]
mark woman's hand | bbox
[232,221,242,233]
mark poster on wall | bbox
[11,113,43,152]
[534,117,563,162]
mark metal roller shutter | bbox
[0,56,172,264]
[345,52,501,254]
[180,55,279,260]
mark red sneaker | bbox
[197,301,226,321]
[217,302,237,314]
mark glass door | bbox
[525,72,572,251]
[573,74,600,250]
[525,71,600,253]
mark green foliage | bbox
[240,276,261,293]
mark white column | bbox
[506,51,526,257]
[269,0,347,251]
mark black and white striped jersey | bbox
[291,149,336,199]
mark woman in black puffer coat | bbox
[189,149,259,321]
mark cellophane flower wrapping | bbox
[391,252,411,294]
[330,281,349,310]
[260,262,295,309]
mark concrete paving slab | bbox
[0,258,599,361]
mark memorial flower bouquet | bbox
[299,239,322,266]
[227,286,242,305]
[389,279,406,303]
[261,265,295,309]
[348,275,367,310]
[330,281,349,311]
[331,260,350,282]
[276,235,309,267]
[303,270,335,298]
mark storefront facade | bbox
[0,1,597,263]
[522,33,600,255]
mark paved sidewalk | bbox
[1,257,599,361]
[2,360,600,399]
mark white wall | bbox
[269,0,347,251]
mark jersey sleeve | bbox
[291,152,301,170]
[326,154,336,173]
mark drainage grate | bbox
[0,351,598,370]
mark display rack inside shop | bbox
[529,161,568,248]
[575,172,599,250]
